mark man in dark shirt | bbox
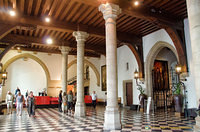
[58,90,62,112]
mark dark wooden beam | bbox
[165,26,188,72]
[0,14,141,45]
[0,23,16,39]
[74,0,183,29]
[1,34,106,55]
[0,43,16,61]
[12,48,100,58]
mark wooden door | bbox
[126,82,133,106]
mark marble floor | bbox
[0,106,195,132]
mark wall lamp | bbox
[175,64,182,82]
[0,63,8,86]
[134,69,142,88]
[175,64,188,114]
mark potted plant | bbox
[138,86,147,110]
[173,82,183,113]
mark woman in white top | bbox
[16,92,24,116]
[6,91,14,114]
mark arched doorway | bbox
[2,53,50,99]
[145,41,179,110]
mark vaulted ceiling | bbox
[0,0,187,58]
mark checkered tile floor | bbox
[0,106,195,132]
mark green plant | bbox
[173,82,182,95]
[137,86,144,95]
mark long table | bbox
[34,96,58,105]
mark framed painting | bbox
[101,65,107,91]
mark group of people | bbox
[58,90,98,113]
[6,87,36,117]
[6,87,99,116]
[58,90,75,113]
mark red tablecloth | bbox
[35,96,51,105]
[50,97,59,104]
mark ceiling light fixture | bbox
[46,38,53,44]
[134,1,139,6]
[45,17,50,23]
[9,10,16,16]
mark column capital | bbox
[99,3,121,21]
[73,31,89,43]
[59,46,71,54]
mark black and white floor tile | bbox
[0,106,195,132]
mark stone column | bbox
[60,46,71,93]
[186,0,200,131]
[99,3,121,130]
[73,31,89,117]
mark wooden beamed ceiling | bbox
[0,0,187,57]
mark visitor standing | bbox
[91,91,97,108]
[27,91,35,117]
[58,90,62,112]
[15,87,20,97]
[62,92,68,113]
[16,92,24,116]
[67,90,73,113]
[6,91,14,114]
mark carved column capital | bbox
[99,3,121,21]
[73,31,89,43]
[59,46,71,54]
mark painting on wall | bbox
[101,65,107,91]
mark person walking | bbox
[6,91,14,114]
[67,90,73,114]
[16,92,24,116]
[91,91,97,108]
[62,92,68,113]
[58,90,62,112]
[27,91,35,117]
[15,87,20,97]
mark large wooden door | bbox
[126,82,133,106]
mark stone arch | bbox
[145,41,179,97]
[68,59,100,86]
[2,53,50,88]
[127,44,144,78]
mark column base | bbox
[194,116,200,132]
[74,102,85,117]
[104,106,121,130]
[175,112,181,117]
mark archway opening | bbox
[145,42,179,111]
[152,47,178,110]
[2,58,47,100]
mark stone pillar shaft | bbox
[186,0,200,131]
[60,46,71,93]
[73,31,89,117]
[106,17,118,107]
[187,0,200,105]
[77,41,84,103]
[99,3,121,130]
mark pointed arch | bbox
[145,41,179,96]
[2,53,50,88]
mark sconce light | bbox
[175,64,182,74]
[0,63,8,86]
[134,69,140,86]
[175,64,182,82]
[0,71,7,86]
[134,69,139,79]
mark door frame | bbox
[123,80,133,107]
